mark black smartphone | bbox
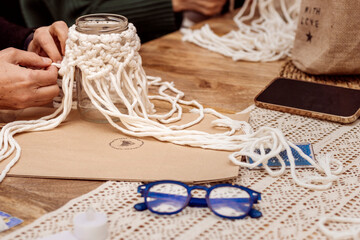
[254,77,360,123]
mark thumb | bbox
[11,49,52,68]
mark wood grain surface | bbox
[0,12,284,237]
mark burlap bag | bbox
[292,0,360,75]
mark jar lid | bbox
[75,13,128,34]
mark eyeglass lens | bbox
[147,183,188,213]
[208,186,251,218]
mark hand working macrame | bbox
[182,0,301,62]
[0,19,342,191]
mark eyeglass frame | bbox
[134,180,262,219]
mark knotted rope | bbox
[182,0,301,62]
[0,23,342,190]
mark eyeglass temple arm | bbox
[136,184,261,203]
[134,192,261,218]
[136,191,252,207]
[134,199,261,218]
[188,198,261,218]
[134,196,250,209]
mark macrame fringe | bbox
[0,23,342,191]
[182,0,301,62]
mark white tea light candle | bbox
[73,207,108,240]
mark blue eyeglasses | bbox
[134,180,262,219]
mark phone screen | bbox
[255,78,360,118]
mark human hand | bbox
[0,48,59,109]
[28,21,68,63]
[172,0,227,16]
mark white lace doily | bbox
[4,107,360,240]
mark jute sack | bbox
[292,0,360,75]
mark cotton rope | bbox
[181,0,301,62]
[318,216,360,240]
[0,23,343,191]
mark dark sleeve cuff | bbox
[23,31,34,50]
[0,17,34,50]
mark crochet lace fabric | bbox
[4,107,359,240]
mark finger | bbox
[34,28,63,62]
[29,65,59,87]
[27,41,41,54]
[49,21,68,55]
[8,83,59,109]
[33,84,60,103]
[198,1,226,15]
[27,41,47,58]
[8,48,52,68]
[38,49,49,58]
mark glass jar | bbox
[75,13,128,123]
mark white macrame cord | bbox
[0,23,342,190]
[182,0,301,62]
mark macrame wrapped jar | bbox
[75,14,130,122]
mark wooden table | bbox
[0,13,284,237]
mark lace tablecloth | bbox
[4,107,360,240]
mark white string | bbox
[318,216,360,240]
[0,23,342,191]
[181,0,301,62]
[0,65,74,182]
